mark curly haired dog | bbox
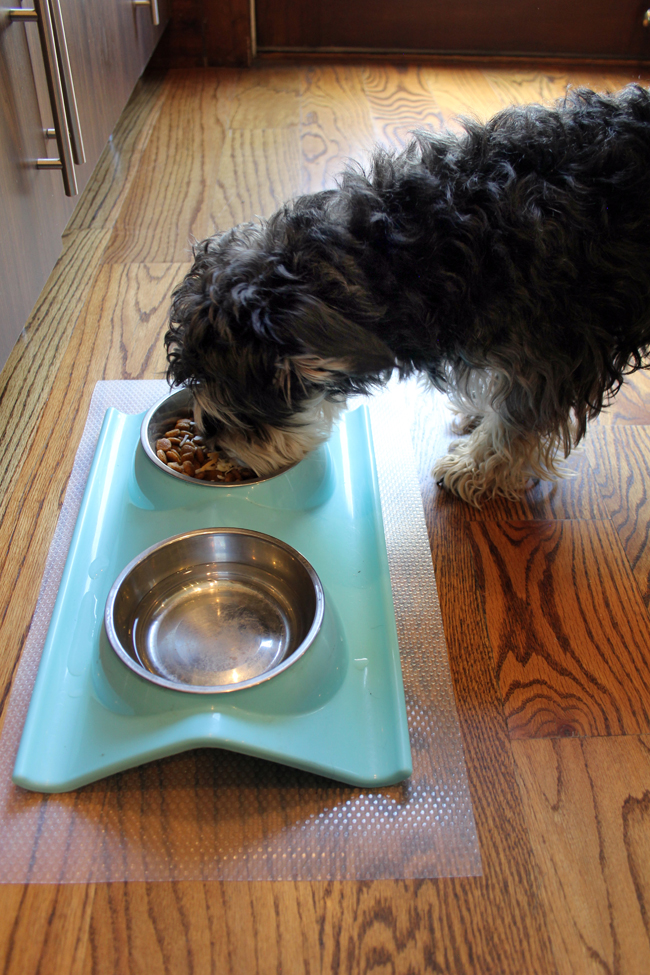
[165,85,650,505]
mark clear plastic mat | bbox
[0,380,481,882]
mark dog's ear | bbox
[281,294,396,380]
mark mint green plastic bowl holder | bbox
[13,403,413,792]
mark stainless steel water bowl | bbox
[105,529,325,693]
[141,387,292,486]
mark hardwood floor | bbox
[1,60,650,974]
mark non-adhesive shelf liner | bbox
[0,379,481,882]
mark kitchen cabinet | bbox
[0,0,169,370]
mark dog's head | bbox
[165,200,396,474]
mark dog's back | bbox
[337,86,650,388]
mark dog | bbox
[165,85,650,505]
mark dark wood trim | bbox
[151,0,650,70]
[255,50,650,69]
[255,0,650,61]
[151,0,254,68]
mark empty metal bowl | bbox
[105,529,325,693]
[141,387,292,486]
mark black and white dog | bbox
[165,85,650,505]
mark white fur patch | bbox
[194,388,347,476]
[433,402,575,506]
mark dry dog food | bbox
[155,413,256,482]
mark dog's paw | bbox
[433,446,532,507]
[433,451,489,507]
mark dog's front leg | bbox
[433,413,559,506]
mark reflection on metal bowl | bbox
[141,387,293,486]
[105,528,324,693]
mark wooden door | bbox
[255,0,650,59]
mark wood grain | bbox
[482,67,650,111]
[78,876,558,975]
[210,127,302,227]
[104,70,240,263]
[0,884,95,975]
[586,426,650,606]
[418,66,517,127]
[65,73,169,236]
[591,369,650,427]
[0,229,111,527]
[95,263,189,380]
[468,519,650,738]
[361,64,447,148]
[227,65,301,129]
[0,261,182,723]
[300,65,376,193]
[482,67,597,107]
[513,736,650,975]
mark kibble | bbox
[154,412,257,482]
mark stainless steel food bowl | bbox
[141,387,292,485]
[105,529,325,693]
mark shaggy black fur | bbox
[165,85,650,499]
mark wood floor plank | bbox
[380,385,558,971]
[420,66,515,126]
[0,229,111,557]
[403,377,639,969]
[482,67,648,112]
[599,70,650,92]
[227,64,301,130]
[64,72,169,236]
[80,875,558,975]
[0,262,181,719]
[0,884,95,975]
[360,64,447,148]
[98,263,189,381]
[413,524,557,972]
[481,67,593,108]
[512,736,650,975]
[591,369,650,427]
[103,69,240,264]
[468,519,650,739]
[209,127,302,227]
[82,866,322,974]
[300,65,376,194]
[82,883,182,975]
[586,426,650,607]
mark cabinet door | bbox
[0,0,168,370]
[59,0,169,193]
[0,1,75,367]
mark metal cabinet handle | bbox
[49,0,85,165]
[9,1,82,195]
[133,0,160,27]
